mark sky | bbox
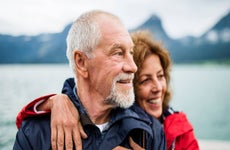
[0,0,229,39]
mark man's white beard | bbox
[105,73,135,109]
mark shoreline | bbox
[199,140,230,150]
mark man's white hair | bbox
[66,10,120,78]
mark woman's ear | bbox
[73,50,88,78]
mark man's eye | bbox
[130,51,134,55]
[113,50,123,56]
[115,51,123,55]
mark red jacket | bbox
[164,112,199,150]
[16,95,199,150]
[16,94,55,129]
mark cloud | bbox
[0,0,229,38]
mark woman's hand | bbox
[38,94,87,150]
[129,137,145,150]
[112,137,145,150]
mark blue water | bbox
[170,64,230,141]
[0,64,230,149]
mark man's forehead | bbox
[100,30,133,46]
[97,37,133,51]
[96,16,133,48]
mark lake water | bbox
[0,64,230,149]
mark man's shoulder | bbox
[126,105,166,149]
[22,114,50,126]
[20,115,51,138]
[130,104,161,124]
[15,115,51,149]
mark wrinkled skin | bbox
[38,94,87,150]
[38,94,144,150]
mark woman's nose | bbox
[151,80,162,92]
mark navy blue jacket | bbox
[13,78,166,150]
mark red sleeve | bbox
[175,130,199,150]
[164,113,199,150]
[16,94,56,129]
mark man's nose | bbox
[123,54,137,73]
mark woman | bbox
[16,30,199,150]
[131,31,199,149]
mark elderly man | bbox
[13,10,166,150]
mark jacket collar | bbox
[61,78,153,127]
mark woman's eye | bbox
[139,79,149,84]
[158,74,165,79]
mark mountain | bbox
[0,24,71,63]
[0,34,57,63]
[130,15,171,43]
[131,12,230,63]
[0,12,229,64]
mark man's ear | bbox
[73,50,88,78]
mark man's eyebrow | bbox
[111,42,134,51]
[111,43,121,49]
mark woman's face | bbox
[136,54,167,119]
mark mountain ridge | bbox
[0,11,229,64]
